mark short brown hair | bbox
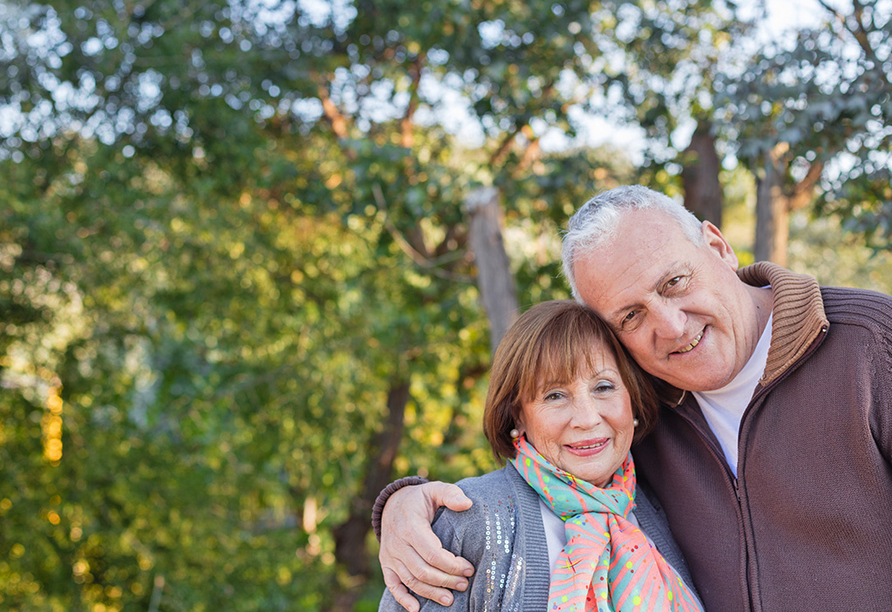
[483,300,659,461]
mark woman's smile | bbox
[565,438,611,456]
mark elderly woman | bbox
[378,300,702,611]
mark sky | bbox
[764,0,839,32]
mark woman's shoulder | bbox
[454,465,512,496]
[428,468,511,554]
[433,464,541,529]
[451,463,540,510]
[435,465,518,525]
[425,465,553,611]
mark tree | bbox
[3,0,768,608]
[681,119,724,225]
[585,0,750,226]
[716,0,892,262]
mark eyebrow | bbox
[536,367,618,391]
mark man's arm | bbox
[376,481,476,612]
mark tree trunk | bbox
[681,120,724,227]
[464,186,519,354]
[754,146,788,265]
[328,377,410,611]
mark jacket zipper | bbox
[670,400,749,609]
[666,326,829,612]
[734,324,829,612]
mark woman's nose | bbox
[571,397,604,428]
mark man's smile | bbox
[674,329,704,354]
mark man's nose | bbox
[650,302,686,339]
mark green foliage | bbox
[1,0,681,609]
[5,1,887,610]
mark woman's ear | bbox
[514,412,525,436]
[509,417,525,441]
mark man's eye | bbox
[664,275,688,293]
[619,308,646,332]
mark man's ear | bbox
[701,221,739,271]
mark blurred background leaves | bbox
[1,0,891,610]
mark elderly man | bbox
[374,185,892,612]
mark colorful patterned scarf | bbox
[511,436,703,612]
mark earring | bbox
[510,428,520,439]
[632,419,639,427]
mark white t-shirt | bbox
[691,313,773,476]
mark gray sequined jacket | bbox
[378,463,701,611]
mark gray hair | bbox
[561,185,704,303]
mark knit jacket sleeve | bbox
[820,286,892,462]
[371,475,429,542]
[376,469,506,612]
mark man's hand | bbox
[379,481,475,612]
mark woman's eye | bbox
[544,391,562,401]
[594,382,615,393]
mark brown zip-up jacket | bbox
[633,262,892,612]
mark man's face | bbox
[573,209,765,392]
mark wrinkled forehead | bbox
[571,249,663,308]
[572,214,697,306]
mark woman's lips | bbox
[565,438,610,456]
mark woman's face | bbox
[516,340,635,488]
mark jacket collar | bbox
[736,262,829,386]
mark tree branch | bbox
[372,184,473,282]
[489,123,524,167]
[849,0,882,67]
[786,160,825,211]
[314,78,348,140]
[817,0,881,65]
[514,124,541,174]
[400,55,424,149]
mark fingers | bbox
[378,481,476,607]
[383,553,465,608]
[412,527,475,581]
[379,511,471,590]
[412,482,474,578]
[421,481,473,514]
[382,566,419,612]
